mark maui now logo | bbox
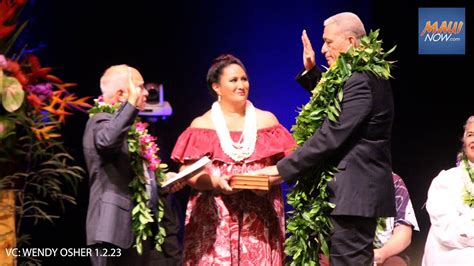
[418,8,465,54]
[421,21,463,42]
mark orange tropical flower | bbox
[38,85,92,122]
[54,82,77,92]
[30,125,61,141]
[42,105,73,123]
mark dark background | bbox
[12,0,473,265]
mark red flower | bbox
[26,93,44,109]
[4,59,28,86]
[0,0,26,39]
[24,54,63,84]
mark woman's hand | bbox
[213,175,240,194]
[162,172,187,193]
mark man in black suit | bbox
[83,65,182,265]
[257,12,396,265]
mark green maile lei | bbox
[88,97,167,254]
[460,155,474,207]
[286,30,395,265]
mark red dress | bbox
[172,124,295,266]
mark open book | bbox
[160,156,211,189]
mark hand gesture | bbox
[127,67,141,106]
[302,30,316,71]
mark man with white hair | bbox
[257,12,396,265]
[83,65,155,265]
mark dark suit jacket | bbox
[277,67,396,218]
[83,102,139,248]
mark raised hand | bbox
[127,67,141,106]
[302,30,316,71]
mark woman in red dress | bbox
[171,54,295,265]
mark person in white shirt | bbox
[422,115,474,266]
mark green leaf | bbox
[135,240,143,255]
[384,45,397,58]
[337,89,343,102]
[328,105,339,116]
[139,214,149,224]
[327,111,336,122]
[0,116,15,140]
[132,204,141,216]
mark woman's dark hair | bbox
[206,54,247,98]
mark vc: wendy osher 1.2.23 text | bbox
[4,247,122,258]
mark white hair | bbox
[324,12,366,40]
[100,64,130,100]
[463,115,474,139]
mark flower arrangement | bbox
[0,0,92,263]
[88,97,167,254]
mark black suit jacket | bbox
[83,102,139,248]
[277,67,396,218]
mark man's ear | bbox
[348,36,358,47]
[115,89,126,102]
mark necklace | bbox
[461,157,474,207]
[211,100,257,162]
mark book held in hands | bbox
[229,174,269,191]
[161,156,211,189]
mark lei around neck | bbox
[88,96,167,254]
[461,156,474,207]
[210,100,257,161]
[285,30,395,265]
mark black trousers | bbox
[329,215,377,266]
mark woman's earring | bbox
[218,95,221,102]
